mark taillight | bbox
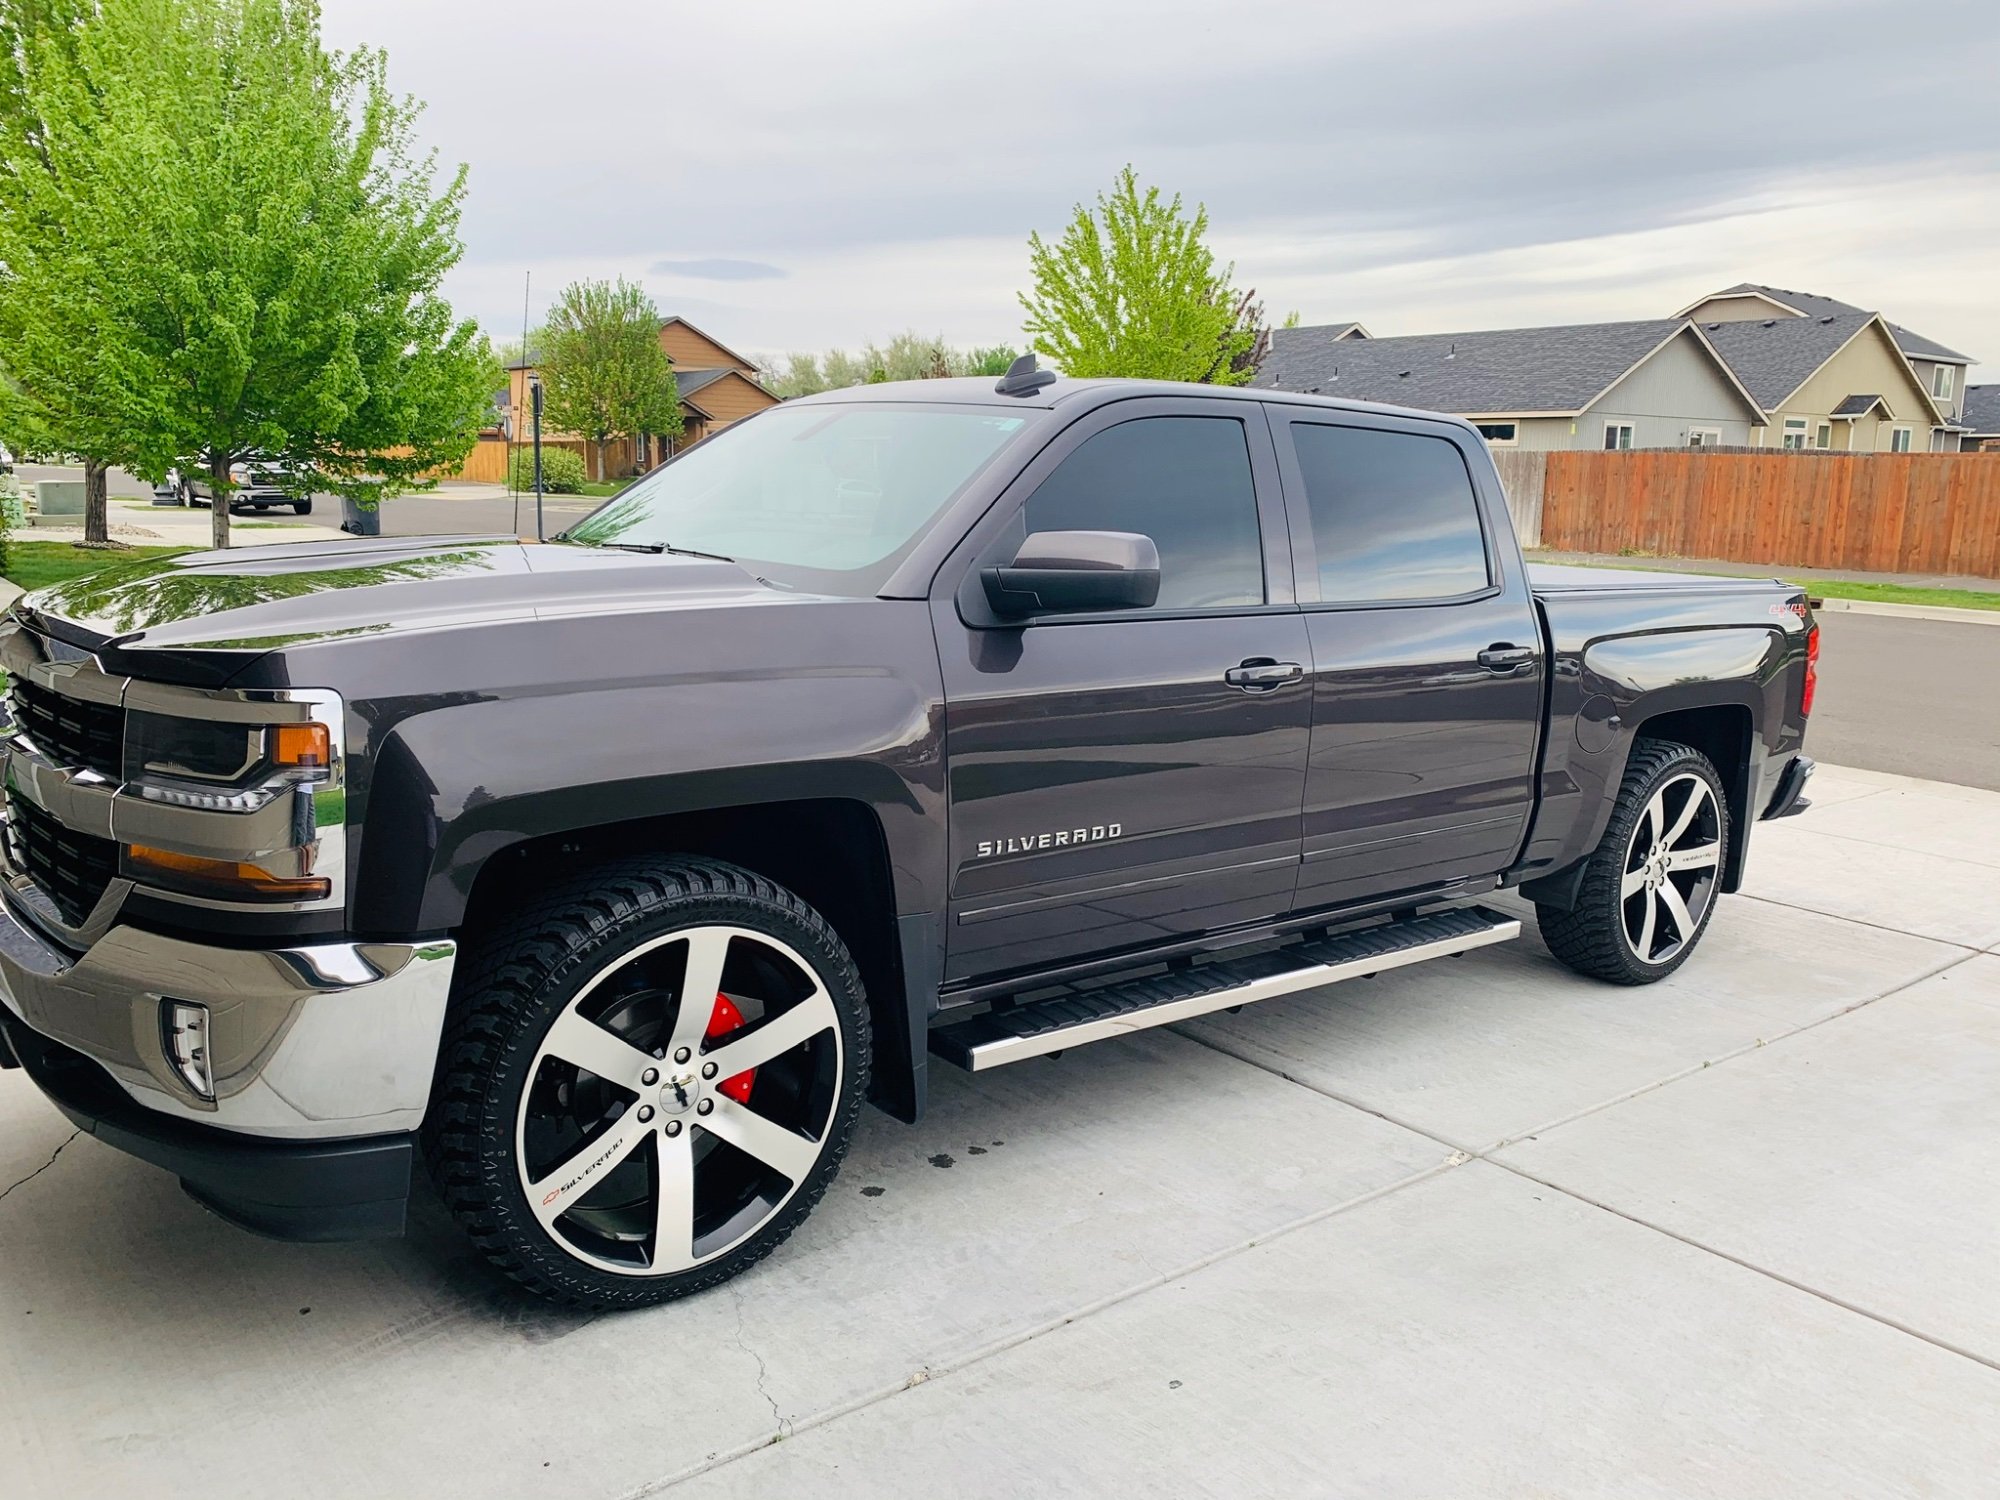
[1801,624,1820,717]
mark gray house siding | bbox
[1580,329,1760,448]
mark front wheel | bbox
[1535,738,1729,985]
[426,858,869,1309]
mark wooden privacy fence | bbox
[1537,450,2000,578]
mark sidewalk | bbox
[20,497,350,547]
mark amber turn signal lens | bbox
[271,723,331,769]
[124,844,331,901]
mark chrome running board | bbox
[930,905,1519,1072]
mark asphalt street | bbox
[1811,611,1999,791]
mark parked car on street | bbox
[185,457,313,515]
[0,362,1816,1309]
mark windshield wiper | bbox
[584,540,734,563]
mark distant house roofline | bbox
[658,314,763,375]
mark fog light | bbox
[162,1000,214,1101]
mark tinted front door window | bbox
[1024,417,1264,609]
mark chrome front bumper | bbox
[0,891,456,1140]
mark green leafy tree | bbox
[1019,166,1256,385]
[0,0,496,551]
[761,335,1021,398]
[538,278,681,481]
[0,0,129,544]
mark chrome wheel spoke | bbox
[526,1111,650,1232]
[703,1094,821,1184]
[1657,879,1697,942]
[1663,782,1703,845]
[1667,842,1720,873]
[1634,887,1660,960]
[650,1130,697,1273]
[1621,863,1650,898]
[1641,790,1667,851]
[705,988,838,1077]
[542,1007,654,1089]
[667,927,734,1056]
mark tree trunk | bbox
[209,454,231,550]
[595,440,606,483]
[82,459,109,545]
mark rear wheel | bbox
[426,857,869,1308]
[1535,738,1728,985]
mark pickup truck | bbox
[0,364,1817,1309]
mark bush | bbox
[508,446,587,494]
[0,472,20,576]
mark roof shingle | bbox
[1255,319,1695,415]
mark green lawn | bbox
[572,480,625,498]
[1793,579,2000,611]
[3,541,191,593]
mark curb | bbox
[1812,597,2000,627]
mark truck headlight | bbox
[125,713,332,808]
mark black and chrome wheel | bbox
[1536,738,1729,985]
[427,858,868,1308]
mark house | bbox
[503,314,779,477]
[1257,318,1765,450]
[1962,385,2000,452]
[1675,284,1974,451]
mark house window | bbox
[1686,428,1723,448]
[1932,365,1955,400]
[1815,423,1832,449]
[1888,427,1912,453]
[1474,422,1517,446]
[1781,418,1809,451]
[1602,422,1634,451]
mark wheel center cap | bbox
[657,1071,700,1115]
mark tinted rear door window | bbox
[1290,423,1489,603]
[1025,416,1264,609]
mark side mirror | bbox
[982,530,1161,618]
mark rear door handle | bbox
[1225,659,1304,691]
[1476,644,1537,672]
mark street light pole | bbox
[530,376,545,543]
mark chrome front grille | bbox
[5,796,118,926]
[8,676,123,779]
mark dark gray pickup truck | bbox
[0,365,1816,1308]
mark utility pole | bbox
[531,375,545,542]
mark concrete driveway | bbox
[3,762,1997,1498]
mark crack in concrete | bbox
[0,1130,79,1206]
[729,1282,787,1438]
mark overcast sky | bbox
[324,0,2000,380]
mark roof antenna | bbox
[995,352,1058,397]
[1446,342,1457,359]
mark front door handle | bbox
[1225,658,1304,691]
[1476,644,1536,672]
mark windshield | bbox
[561,403,1036,594]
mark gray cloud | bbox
[649,258,788,282]
[323,0,2000,367]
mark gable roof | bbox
[1276,320,1370,343]
[1699,311,1942,420]
[1677,283,1973,364]
[672,367,733,399]
[1830,394,1890,418]
[659,315,761,375]
[1256,318,1758,419]
[1962,385,2000,437]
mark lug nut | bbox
[695,1098,714,1116]
[664,1120,683,1137]
[636,1105,654,1123]
[641,1067,659,1086]
[701,1062,718,1080]
[674,1047,691,1065]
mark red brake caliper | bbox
[704,994,757,1104]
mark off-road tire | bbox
[1535,738,1729,985]
[425,856,870,1309]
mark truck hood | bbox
[16,535,794,657]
